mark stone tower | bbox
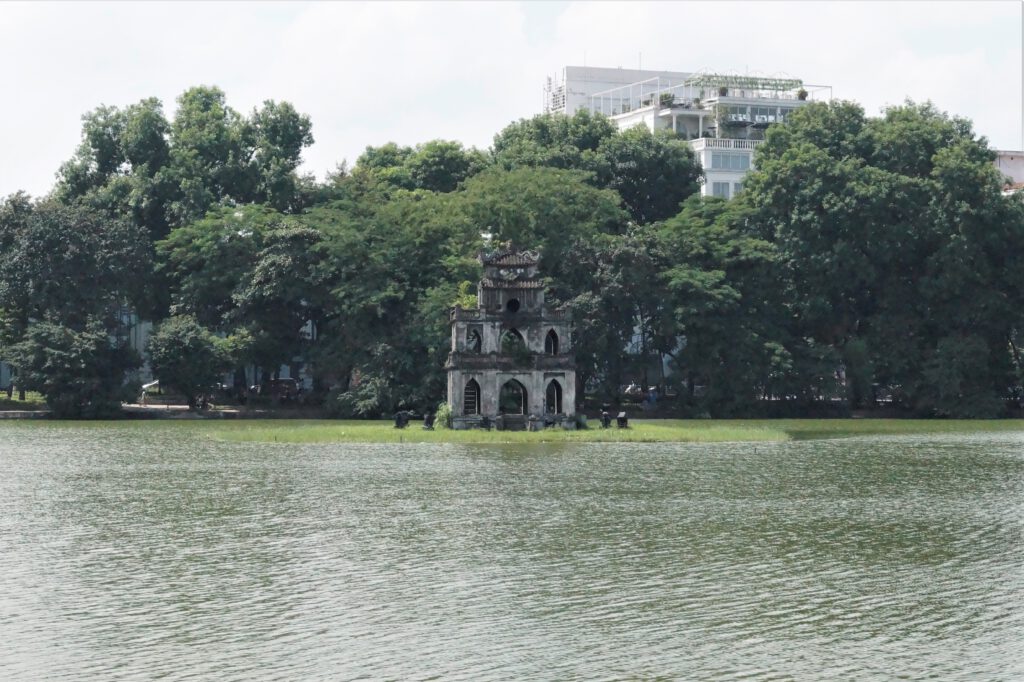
[446,247,576,430]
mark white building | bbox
[996,150,1024,195]
[545,66,832,198]
[544,66,692,115]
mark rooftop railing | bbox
[590,78,831,118]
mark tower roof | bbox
[479,247,540,267]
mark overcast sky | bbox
[1,1,1021,199]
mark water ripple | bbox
[0,427,1022,680]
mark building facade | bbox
[545,66,832,198]
[544,66,692,116]
[996,150,1024,195]
[446,248,576,430]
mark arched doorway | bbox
[545,329,559,355]
[499,379,527,414]
[463,378,481,415]
[545,379,562,414]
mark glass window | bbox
[712,182,730,198]
[710,152,751,171]
[733,182,743,195]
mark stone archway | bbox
[545,329,559,355]
[545,379,563,414]
[499,379,527,415]
[463,378,481,415]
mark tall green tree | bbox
[593,126,703,224]
[656,196,783,414]
[157,204,281,329]
[743,99,1024,416]
[4,320,140,418]
[491,109,615,170]
[406,140,488,192]
[0,199,151,416]
[249,100,315,211]
[147,315,232,409]
[458,166,628,278]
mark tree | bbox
[491,109,616,171]
[743,99,1024,415]
[593,126,703,224]
[458,166,628,278]
[5,320,139,418]
[157,204,281,329]
[0,199,150,416]
[56,98,176,242]
[353,143,416,190]
[231,222,332,379]
[406,140,488,192]
[310,188,480,413]
[249,100,315,211]
[648,196,785,414]
[354,140,488,193]
[147,315,232,409]
[0,200,152,331]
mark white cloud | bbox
[0,1,1020,198]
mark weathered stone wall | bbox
[447,250,576,427]
[448,367,576,423]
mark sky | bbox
[1,0,1021,199]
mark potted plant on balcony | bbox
[659,92,675,108]
[797,88,808,101]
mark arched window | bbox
[506,298,521,313]
[545,379,563,414]
[499,379,527,415]
[463,378,481,415]
[466,329,482,353]
[545,329,559,355]
[501,328,526,355]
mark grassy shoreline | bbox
[206,418,1024,445]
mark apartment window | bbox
[733,182,743,196]
[712,182,730,198]
[710,152,751,171]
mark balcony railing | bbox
[689,138,764,152]
[450,307,570,322]
[447,352,576,371]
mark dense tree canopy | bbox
[0,199,151,415]
[147,315,232,409]
[5,86,1024,418]
[743,100,1024,416]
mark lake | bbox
[1,422,1022,680]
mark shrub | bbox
[435,401,452,428]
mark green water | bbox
[1,422,1022,680]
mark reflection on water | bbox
[1,424,1023,680]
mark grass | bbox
[0,391,48,411]
[208,418,1024,445]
